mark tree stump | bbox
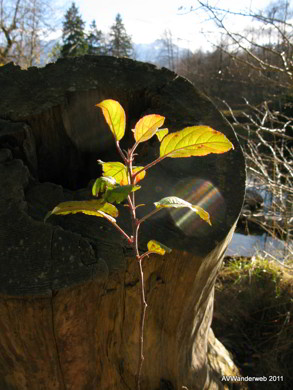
[0,56,246,390]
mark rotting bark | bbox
[0,55,246,390]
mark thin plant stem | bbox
[136,256,147,390]
[139,251,158,262]
[115,140,127,163]
[116,140,164,390]
[111,221,133,244]
[132,204,147,390]
[132,155,166,179]
[138,208,161,226]
[107,140,172,388]
[133,220,148,390]
[121,143,149,390]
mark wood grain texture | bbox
[0,295,64,390]
[0,242,240,390]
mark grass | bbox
[213,256,293,390]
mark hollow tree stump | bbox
[0,56,246,390]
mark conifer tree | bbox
[87,20,105,55]
[108,14,133,58]
[61,2,88,57]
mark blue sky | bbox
[55,0,273,51]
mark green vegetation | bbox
[108,13,133,58]
[46,99,233,389]
[61,2,88,57]
[58,3,133,59]
[214,256,293,389]
[1,0,292,384]
[87,20,105,55]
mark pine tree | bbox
[108,14,133,58]
[87,20,105,55]
[61,2,88,58]
[48,42,62,63]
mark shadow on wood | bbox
[0,56,246,390]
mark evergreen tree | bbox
[108,14,133,58]
[87,20,105,55]
[61,2,88,57]
[48,42,62,63]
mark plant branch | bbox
[132,155,167,180]
[125,148,148,390]
[136,257,147,390]
[109,219,133,244]
[138,208,161,226]
[139,251,158,262]
[115,140,127,163]
[130,140,139,156]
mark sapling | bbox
[46,99,233,390]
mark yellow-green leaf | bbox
[132,166,146,184]
[99,161,146,186]
[45,200,118,223]
[147,240,172,255]
[96,99,126,141]
[134,114,165,143]
[99,160,128,185]
[160,126,234,158]
[92,176,117,197]
[104,185,140,204]
[154,196,211,225]
[156,128,169,141]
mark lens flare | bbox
[169,178,226,236]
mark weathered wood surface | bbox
[0,56,245,390]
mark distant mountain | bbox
[39,38,190,69]
[40,39,60,65]
[133,39,190,68]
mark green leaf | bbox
[154,196,211,225]
[155,128,169,141]
[98,161,146,185]
[160,126,234,158]
[134,114,165,143]
[45,200,118,223]
[96,99,126,141]
[147,240,172,255]
[103,185,140,204]
[92,176,117,197]
[98,160,128,185]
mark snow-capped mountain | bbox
[134,39,190,67]
[40,38,190,69]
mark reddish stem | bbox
[116,141,149,390]
[137,208,161,226]
[136,257,147,390]
[112,221,133,244]
[139,251,157,262]
[115,140,127,164]
[132,155,166,180]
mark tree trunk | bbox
[0,56,246,390]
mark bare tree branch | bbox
[0,0,56,67]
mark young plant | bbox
[45,99,233,390]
